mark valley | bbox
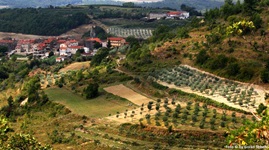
[0,1,269,149]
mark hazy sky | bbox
[112,0,163,3]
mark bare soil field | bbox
[59,61,90,72]
[0,32,50,40]
[60,24,93,39]
[104,84,152,106]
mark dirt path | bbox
[60,24,93,39]
[88,15,109,31]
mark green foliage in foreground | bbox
[0,116,51,150]
[227,108,269,146]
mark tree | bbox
[122,2,135,7]
[196,50,209,65]
[226,62,240,77]
[147,103,152,111]
[199,120,205,129]
[90,48,109,66]
[155,103,160,111]
[48,51,54,57]
[84,82,99,99]
[107,40,111,49]
[226,20,255,37]
[0,46,8,57]
[243,0,258,13]
[94,42,102,49]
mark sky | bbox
[112,0,163,3]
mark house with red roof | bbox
[85,37,103,50]
[59,43,71,57]
[68,45,84,54]
[15,39,35,54]
[107,37,126,47]
[0,40,16,50]
[167,11,189,19]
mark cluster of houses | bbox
[148,11,190,20]
[0,36,127,62]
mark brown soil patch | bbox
[0,32,50,40]
[60,24,93,39]
[104,84,152,106]
[59,61,90,72]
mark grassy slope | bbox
[45,87,131,118]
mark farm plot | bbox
[104,84,152,106]
[106,95,249,131]
[59,61,90,72]
[141,100,250,131]
[149,65,265,112]
[45,87,131,118]
[107,27,153,39]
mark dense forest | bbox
[0,8,89,35]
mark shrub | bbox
[84,82,99,99]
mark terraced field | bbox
[149,65,266,112]
[107,27,153,39]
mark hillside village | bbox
[0,35,127,62]
[148,11,190,20]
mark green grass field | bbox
[45,87,132,118]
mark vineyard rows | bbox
[149,65,264,111]
[107,27,153,39]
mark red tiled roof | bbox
[18,39,35,44]
[0,40,13,43]
[57,40,66,44]
[107,37,124,41]
[37,43,46,50]
[69,46,83,49]
[167,11,182,15]
[87,38,102,43]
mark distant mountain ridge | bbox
[0,0,224,11]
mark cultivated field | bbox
[149,65,266,112]
[104,84,152,106]
[107,27,153,39]
[59,61,90,72]
[45,87,132,118]
[103,84,249,131]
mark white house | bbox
[59,43,71,57]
